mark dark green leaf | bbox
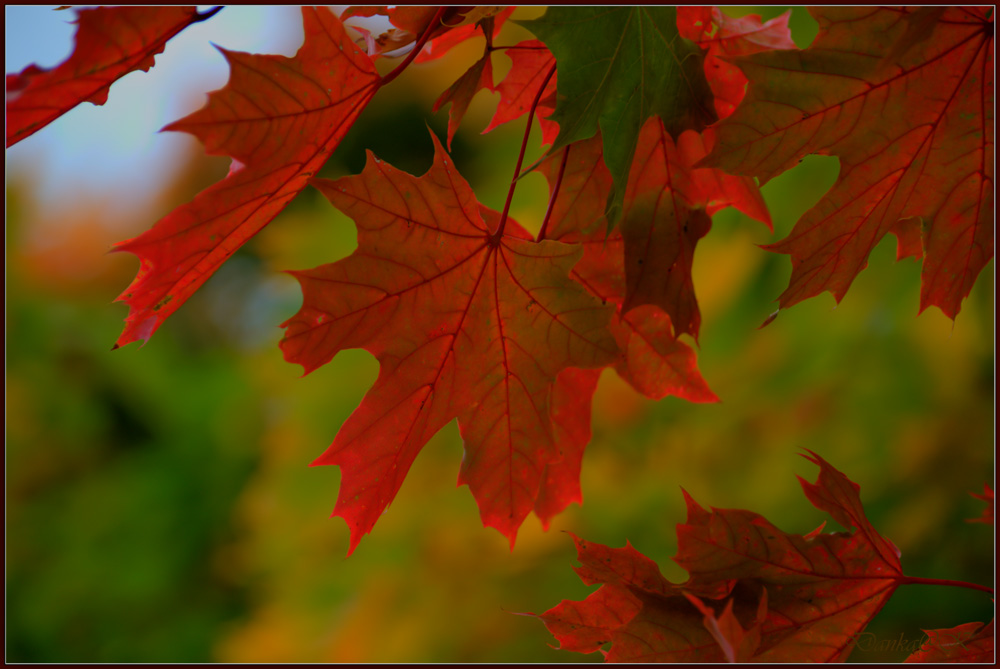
[521,7,716,225]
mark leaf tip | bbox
[309,449,336,468]
[758,309,779,329]
[967,483,994,524]
[679,487,707,518]
[344,532,361,558]
[425,124,451,165]
[193,6,223,23]
[802,520,828,540]
[798,448,824,469]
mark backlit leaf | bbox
[6,6,210,147]
[677,7,796,120]
[906,620,995,663]
[112,7,379,347]
[521,6,717,225]
[967,483,994,524]
[539,452,916,662]
[537,134,717,402]
[432,53,494,149]
[704,7,994,319]
[483,40,558,146]
[281,132,617,552]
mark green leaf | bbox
[521,7,716,226]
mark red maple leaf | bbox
[538,451,916,662]
[340,6,511,61]
[678,7,797,120]
[432,54,495,149]
[537,134,718,402]
[340,6,448,56]
[415,7,515,64]
[6,6,213,147]
[280,132,618,553]
[533,367,601,528]
[906,619,995,663]
[347,6,514,148]
[704,7,994,320]
[515,7,785,344]
[606,6,791,336]
[968,483,994,524]
[685,590,769,663]
[484,40,559,146]
[537,120,769,346]
[675,450,905,661]
[620,120,771,339]
[537,534,775,662]
[111,7,380,348]
[537,534,689,660]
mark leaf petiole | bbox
[896,576,994,595]
[491,62,557,244]
[536,145,570,242]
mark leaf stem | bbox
[897,576,994,595]
[379,7,448,87]
[536,145,570,242]
[490,62,558,244]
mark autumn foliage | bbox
[535,453,994,662]
[7,5,993,662]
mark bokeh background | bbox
[6,6,994,663]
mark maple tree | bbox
[7,4,993,662]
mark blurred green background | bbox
[5,6,994,663]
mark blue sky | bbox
[6,6,306,221]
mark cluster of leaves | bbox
[535,452,994,662]
[7,7,993,658]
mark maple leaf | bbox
[620,120,771,339]
[537,533,762,662]
[341,6,510,61]
[537,134,718,402]
[483,40,559,146]
[520,7,786,341]
[686,590,769,663]
[432,54,494,149]
[906,619,995,663]
[533,367,601,528]
[703,7,994,320]
[280,132,618,553]
[111,7,380,348]
[521,6,718,225]
[538,451,916,662]
[340,6,449,57]
[363,7,517,147]
[414,7,514,64]
[675,450,906,661]
[537,123,769,353]
[6,6,215,147]
[603,8,790,336]
[429,9,544,148]
[677,7,797,120]
[385,6,490,50]
[967,483,994,524]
